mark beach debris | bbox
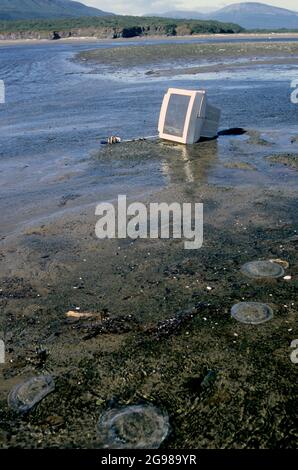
[241,260,284,279]
[269,258,289,270]
[218,127,246,136]
[159,88,220,144]
[231,302,273,325]
[8,375,55,414]
[97,405,169,449]
[108,136,122,145]
[143,302,210,341]
[80,314,139,340]
[101,136,122,145]
[66,310,95,319]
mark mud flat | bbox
[78,40,298,73]
[0,129,297,448]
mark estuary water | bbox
[0,36,297,237]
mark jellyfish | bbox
[241,260,284,279]
[231,302,273,325]
[97,404,169,449]
[8,375,55,414]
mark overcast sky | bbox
[83,0,298,15]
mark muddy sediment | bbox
[267,153,298,169]
[78,41,298,73]
[0,128,297,448]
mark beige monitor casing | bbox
[158,88,221,145]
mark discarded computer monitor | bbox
[158,88,221,145]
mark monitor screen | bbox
[163,94,191,137]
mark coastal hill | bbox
[0,14,244,40]
[153,2,298,30]
[0,0,114,20]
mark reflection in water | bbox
[161,139,219,186]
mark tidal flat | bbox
[78,40,298,74]
[0,39,297,448]
[0,131,297,448]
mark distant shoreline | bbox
[1,32,298,47]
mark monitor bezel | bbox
[159,88,204,144]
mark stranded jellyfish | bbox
[8,375,55,414]
[97,405,169,449]
[241,260,284,279]
[231,302,273,325]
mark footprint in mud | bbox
[8,375,55,414]
[142,303,211,342]
[80,314,140,340]
[97,405,169,449]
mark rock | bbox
[52,32,61,41]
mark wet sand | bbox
[0,129,297,448]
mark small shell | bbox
[66,310,94,319]
[8,376,55,414]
